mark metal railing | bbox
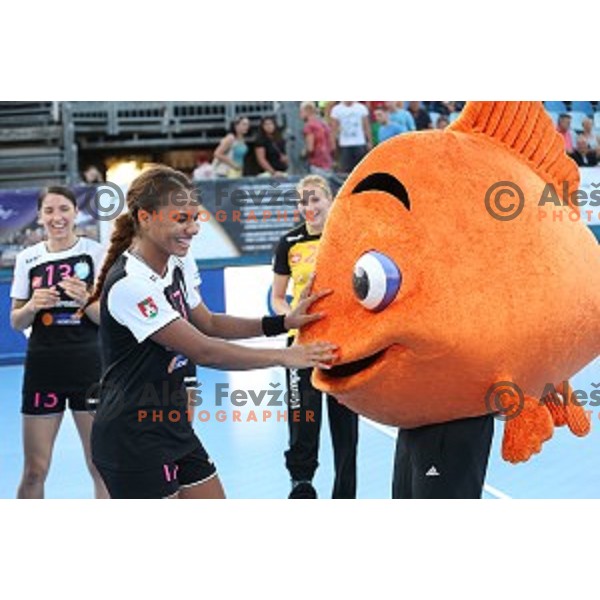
[0,101,297,187]
[0,103,67,188]
[64,101,282,143]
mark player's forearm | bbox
[206,313,265,339]
[10,302,36,331]
[272,296,291,316]
[194,337,284,370]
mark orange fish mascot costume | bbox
[300,101,600,496]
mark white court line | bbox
[360,417,512,500]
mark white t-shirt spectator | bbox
[331,102,369,147]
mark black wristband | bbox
[262,315,288,337]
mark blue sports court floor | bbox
[1,358,599,499]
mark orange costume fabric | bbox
[300,101,600,463]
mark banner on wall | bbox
[0,176,346,268]
[190,175,345,261]
[2,165,597,270]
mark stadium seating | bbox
[0,103,69,189]
[571,101,594,116]
[0,102,284,187]
[544,100,567,113]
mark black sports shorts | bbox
[94,443,217,499]
[21,389,94,416]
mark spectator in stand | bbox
[386,102,416,134]
[431,102,449,116]
[436,115,450,129]
[557,113,574,153]
[581,117,599,152]
[213,116,250,178]
[365,101,386,119]
[374,106,406,143]
[569,134,598,167]
[330,101,373,173]
[83,165,104,184]
[407,101,432,130]
[365,101,386,145]
[430,102,465,117]
[255,116,288,177]
[300,101,333,177]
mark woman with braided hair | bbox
[87,166,336,499]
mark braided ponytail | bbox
[81,212,136,314]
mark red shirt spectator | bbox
[364,101,386,121]
[301,102,333,171]
[557,113,573,153]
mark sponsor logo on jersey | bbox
[137,296,159,318]
[25,255,42,265]
[74,261,91,280]
[52,312,82,326]
[41,312,54,326]
[290,253,302,265]
[167,354,189,373]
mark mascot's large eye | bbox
[352,251,401,312]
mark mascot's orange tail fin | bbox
[543,390,568,427]
[449,102,580,214]
[559,381,591,436]
[541,381,591,436]
[502,395,554,464]
[502,380,591,463]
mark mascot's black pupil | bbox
[353,267,369,300]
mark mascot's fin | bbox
[543,388,568,427]
[541,381,591,435]
[449,102,580,214]
[560,381,591,436]
[501,395,554,464]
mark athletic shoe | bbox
[288,481,317,499]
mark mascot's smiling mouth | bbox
[323,348,388,379]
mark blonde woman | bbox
[271,175,358,499]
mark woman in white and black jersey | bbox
[84,166,337,499]
[10,186,109,499]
